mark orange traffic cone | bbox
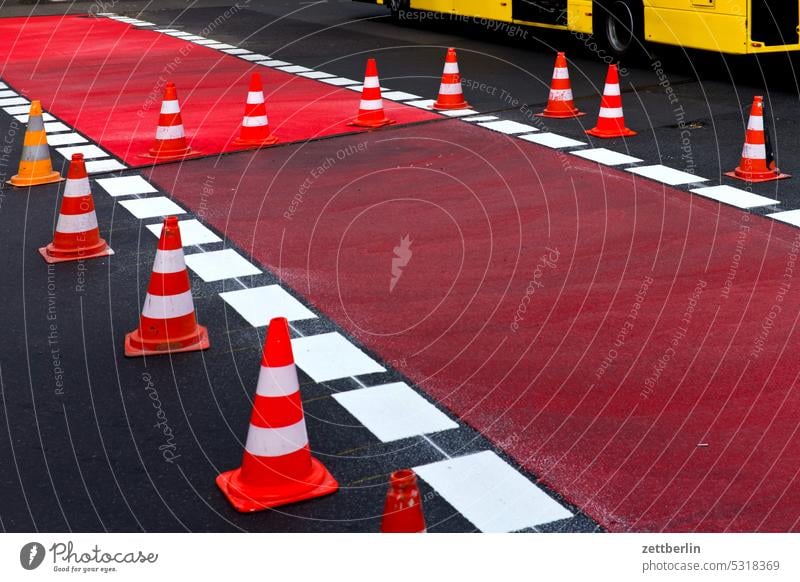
[586,64,636,138]
[433,48,469,110]
[725,96,789,183]
[349,58,395,128]
[39,154,114,264]
[380,469,426,533]
[234,72,278,147]
[216,317,338,512]
[143,82,193,160]
[536,52,585,119]
[124,216,210,356]
[7,100,63,187]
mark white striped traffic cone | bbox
[216,317,338,512]
[144,82,193,160]
[39,153,113,263]
[585,64,636,138]
[349,58,395,128]
[124,216,209,356]
[234,72,278,147]
[536,52,585,119]
[433,47,469,110]
[725,96,789,183]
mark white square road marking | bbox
[205,43,236,49]
[381,90,421,101]
[626,164,708,186]
[146,219,222,246]
[414,451,573,532]
[85,159,126,174]
[43,121,71,133]
[222,48,252,55]
[0,82,8,89]
[519,132,587,149]
[118,196,186,219]
[0,90,18,99]
[344,85,365,92]
[333,382,458,442]
[180,35,207,41]
[276,65,313,73]
[298,71,336,80]
[463,115,499,122]
[219,285,317,327]
[255,59,291,67]
[477,120,540,135]
[570,147,642,166]
[691,185,779,209]
[55,144,109,160]
[318,77,360,86]
[291,332,386,382]
[768,209,800,227]
[4,105,33,114]
[47,133,88,147]
[0,97,29,107]
[96,175,157,197]
[184,249,261,282]
[191,39,221,46]
[238,53,272,61]
[439,108,479,117]
[405,99,437,109]
[14,113,56,123]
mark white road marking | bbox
[95,175,157,197]
[768,209,800,226]
[519,132,587,149]
[55,144,109,160]
[219,285,318,327]
[118,196,186,219]
[570,147,642,166]
[47,132,89,146]
[691,185,779,209]
[145,218,222,246]
[477,119,540,134]
[626,164,708,186]
[85,159,126,174]
[184,248,261,282]
[291,332,386,382]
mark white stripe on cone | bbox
[747,116,764,131]
[603,84,621,96]
[55,212,98,234]
[549,89,574,101]
[246,91,265,105]
[242,115,269,127]
[443,62,459,74]
[255,364,300,398]
[742,143,767,159]
[245,418,309,457]
[363,76,380,89]
[141,289,196,319]
[160,100,181,114]
[156,125,186,140]
[598,106,624,118]
[438,83,462,95]
[359,99,383,111]
[552,67,569,80]
[152,248,187,274]
[63,177,91,197]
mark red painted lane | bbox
[149,121,800,532]
[0,16,438,166]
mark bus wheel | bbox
[596,0,643,58]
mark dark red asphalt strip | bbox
[150,119,800,532]
[0,16,439,167]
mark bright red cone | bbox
[216,317,338,512]
[725,96,789,183]
[234,72,278,147]
[536,52,585,119]
[380,469,426,533]
[124,216,210,356]
[349,58,395,128]
[144,82,193,159]
[586,64,636,138]
[39,153,113,263]
[433,48,469,110]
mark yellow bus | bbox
[355,1,800,56]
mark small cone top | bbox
[263,317,294,367]
[29,100,43,117]
[249,72,263,93]
[157,216,183,251]
[751,95,764,115]
[445,47,458,62]
[67,153,87,179]
[365,57,379,78]
[163,82,178,101]
[605,64,620,85]
[555,52,567,67]
[390,469,417,489]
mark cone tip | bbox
[390,469,417,488]
[67,153,87,179]
[29,100,42,116]
[263,317,294,367]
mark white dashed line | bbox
[184,248,262,282]
[691,185,780,209]
[570,147,642,166]
[219,285,318,327]
[626,164,708,186]
[291,332,386,382]
[118,196,187,219]
[145,219,222,246]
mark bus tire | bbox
[594,0,644,59]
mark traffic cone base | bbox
[586,125,637,138]
[724,168,790,183]
[536,109,585,119]
[348,117,396,129]
[216,456,338,512]
[124,324,209,357]
[141,144,193,160]
[7,169,63,188]
[432,98,469,111]
[233,134,279,147]
[38,240,114,264]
